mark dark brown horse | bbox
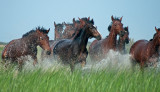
[53,18,102,72]
[89,16,124,62]
[130,27,160,70]
[117,27,130,54]
[54,22,64,40]
[2,27,51,69]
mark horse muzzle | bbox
[96,35,102,40]
[46,50,51,55]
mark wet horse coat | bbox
[130,27,160,69]
[2,27,51,69]
[53,18,102,72]
[89,16,124,62]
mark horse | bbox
[62,22,76,39]
[89,16,124,62]
[117,27,130,54]
[53,17,102,72]
[130,27,160,70]
[1,27,51,70]
[108,26,130,54]
[41,17,94,61]
[54,22,64,40]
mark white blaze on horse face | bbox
[62,25,66,34]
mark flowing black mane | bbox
[22,27,48,37]
[124,27,128,32]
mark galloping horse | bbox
[2,27,51,69]
[89,16,124,62]
[130,27,160,70]
[53,18,102,72]
[108,26,130,54]
[54,22,64,40]
[117,27,130,54]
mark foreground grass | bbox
[0,68,160,92]
[0,46,160,92]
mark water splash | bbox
[83,50,132,71]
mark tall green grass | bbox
[0,46,160,92]
[0,68,160,92]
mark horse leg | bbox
[130,57,136,72]
[70,61,75,72]
[81,60,86,68]
[33,57,38,66]
[18,59,23,71]
[140,61,145,74]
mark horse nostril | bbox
[46,51,51,55]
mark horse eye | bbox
[40,37,43,40]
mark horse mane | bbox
[55,23,64,27]
[22,27,48,38]
[124,27,128,32]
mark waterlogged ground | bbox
[0,47,160,92]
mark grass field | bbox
[0,46,160,92]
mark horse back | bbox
[130,40,149,62]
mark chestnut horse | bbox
[130,27,160,70]
[53,18,102,72]
[117,27,130,54]
[2,27,51,69]
[89,16,124,62]
[108,26,130,54]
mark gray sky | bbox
[0,0,160,42]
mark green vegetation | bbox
[0,41,160,92]
[0,67,160,92]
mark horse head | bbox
[36,28,51,55]
[79,18,102,40]
[110,16,124,36]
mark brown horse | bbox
[108,26,130,54]
[53,18,102,72]
[89,16,124,62]
[62,22,76,39]
[2,27,51,69]
[54,22,64,40]
[117,26,130,54]
[130,27,160,70]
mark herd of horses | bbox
[1,16,160,72]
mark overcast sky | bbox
[0,0,160,42]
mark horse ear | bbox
[120,16,123,22]
[54,22,56,27]
[79,18,85,26]
[155,26,159,33]
[88,17,90,21]
[73,18,76,23]
[64,22,67,26]
[91,19,94,25]
[111,15,114,21]
[78,17,81,21]
[46,28,50,33]
[126,26,128,30]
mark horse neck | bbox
[23,33,39,48]
[150,39,159,53]
[117,37,125,52]
[104,29,118,49]
[73,27,89,50]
